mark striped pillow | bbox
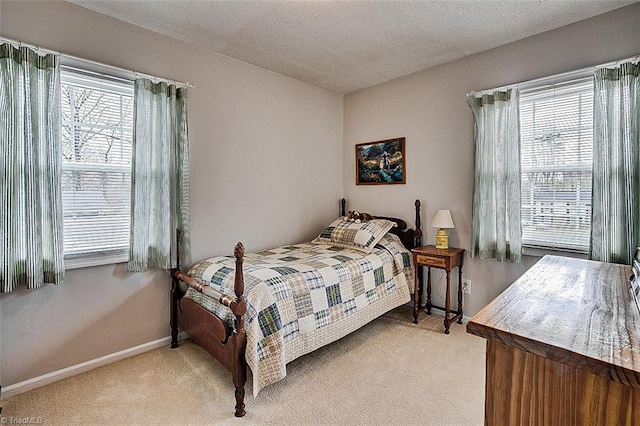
[312,217,396,253]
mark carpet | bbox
[0,305,486,425]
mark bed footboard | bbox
[170,241,248,417]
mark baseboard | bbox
[1,332,187,399]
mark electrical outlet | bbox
[462,279,472,295]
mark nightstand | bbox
[411,245,465,334]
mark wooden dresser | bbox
[467,255,640,425]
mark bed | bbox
[170,199,422,416]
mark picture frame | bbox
[355,137,406,185]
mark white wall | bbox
[0,1,343,388]
[343,3,640,316]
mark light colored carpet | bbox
[0,305,486,425]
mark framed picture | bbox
[355,137,406,185]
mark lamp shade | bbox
[431,209,454,229]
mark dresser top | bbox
[467,255,640,386]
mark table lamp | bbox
[431,209,454,249]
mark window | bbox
[60,67,134,268]
[520,77,593,253]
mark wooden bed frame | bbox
[170,199,422,417]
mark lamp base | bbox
[435,229,449,250]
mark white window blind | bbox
[520,77,594,253]
[60,67,134,268]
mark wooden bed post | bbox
[340,198,346,216]
[171,229,184,349]
[414,199,423,247]
[170,276,180,349]
[232,242,247,417]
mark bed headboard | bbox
[339,198,422,250]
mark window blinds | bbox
[520,77,594,253]
[60,66,134,267]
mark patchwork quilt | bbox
[184,232,414,396]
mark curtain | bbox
[128,78,191,272]
[467,89,522,262]
[590,61,640,264]
[0,44,64,292]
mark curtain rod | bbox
[467,53,640,98]
[0,36,194,89]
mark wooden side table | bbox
[412,245,465,334]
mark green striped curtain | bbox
[590,62,640,264]
[467,90,522,263]
[0,44,64,292]
[127,78,191,272]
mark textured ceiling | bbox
[66,1,636,94]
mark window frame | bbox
[518,70,595,256]
[60,62,135,269]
